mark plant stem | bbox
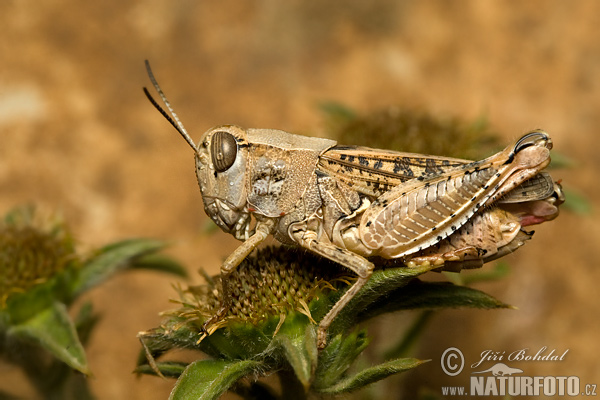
[384,310,434,360]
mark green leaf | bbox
[135,361,189,378]
[547,150,576,169]
[73,301,100,346]
[317,101,357,122]
[270,315,318,389]
[3,275,62,324]
[562,187,592,215]
[315,358,427,394]
[3,204,35,226]
[72,238,168,297]
[192,317,278,361]
[359,280,512,322]
[313,330,370,391]
[8,302,89,375]
[129,253,187,278]
[329,264,434,334]
[137,324,206,367]
[169,359,264,400]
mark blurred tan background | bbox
[1,1,598,398]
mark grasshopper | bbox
[143,61,562,348]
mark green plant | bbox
[137,247,509,399]
[0,206,186,399]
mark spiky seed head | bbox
[172,247,349,333]
[0,208,78,306]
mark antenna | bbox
[143,60,198,153]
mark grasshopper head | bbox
[195,125,251,237]
[142,62,252,239]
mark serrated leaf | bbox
[8,302,89,375]
[129,253,187,278]
[72,238,168,297]
[313,330,370,390]
[315,358,427,394]
[270,316,317,389]
[169,359,263,400]
[358,280,512,323]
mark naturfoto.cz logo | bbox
[440,347,597,397]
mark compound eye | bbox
[211,131,237,172]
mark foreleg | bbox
[202,218,275,330]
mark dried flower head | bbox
[0,207,78,306]
[137,244,511,398]
[170,247,350,336]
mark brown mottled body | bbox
[144,62,562,348]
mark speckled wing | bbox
[498,171,555,203]
[318,145,554,205]
[317,146,471,197]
